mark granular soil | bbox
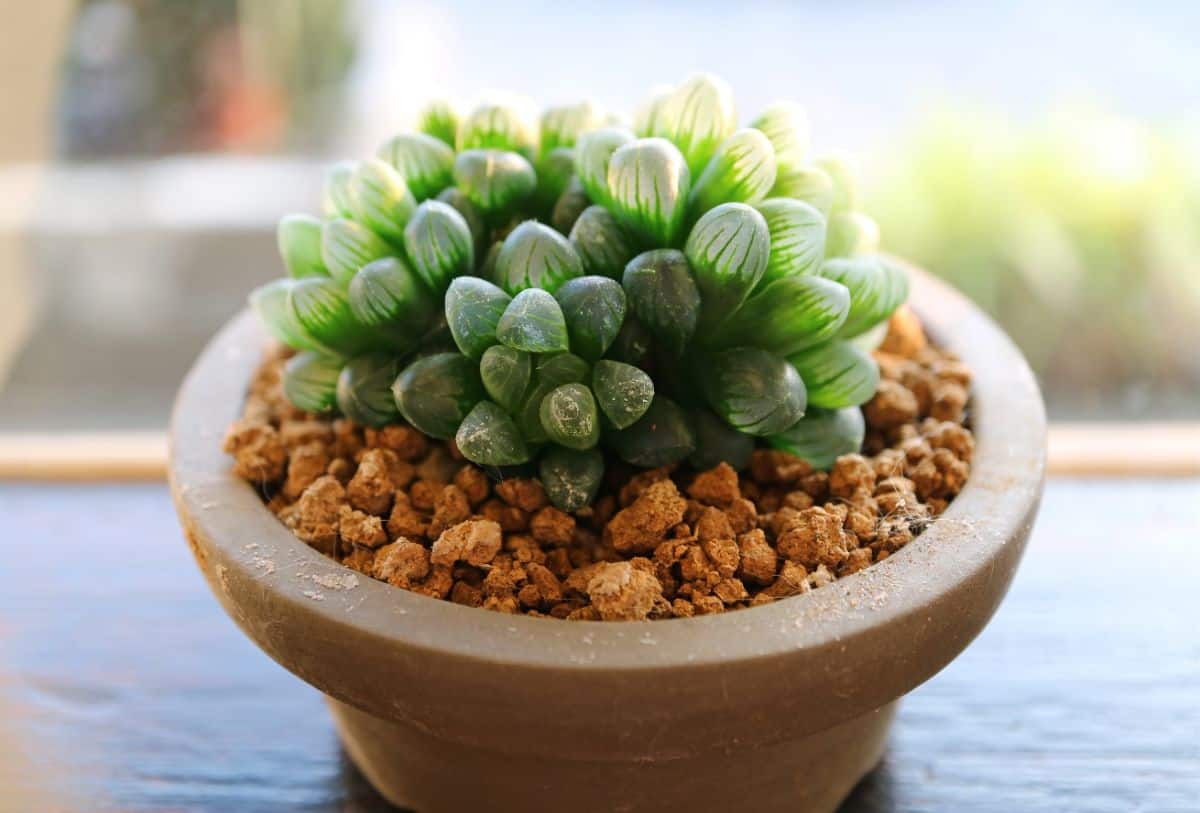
[224,307,974,621]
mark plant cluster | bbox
[251,73,908,511]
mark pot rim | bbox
[170,263,1045,676]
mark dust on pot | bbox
[169,74,1046,812]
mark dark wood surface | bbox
[1,479,1197,813]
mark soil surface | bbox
[224,307,973,620]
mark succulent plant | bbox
[252,74,908,511]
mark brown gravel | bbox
[224,307,974,621]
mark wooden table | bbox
[2,479,1197,812]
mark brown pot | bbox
[170,266,1045,813]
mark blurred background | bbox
[1,0,1199,430]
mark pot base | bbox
[328,696,895,813]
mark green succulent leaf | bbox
[322,161,357,218]
[818,256,909,338]
[479,345,531,412]
[539,382,601,450]
[606,137,692,246]
[283,352,343,413]
[536,352,590,387]
[456,401,531,466]
[457,102,536,156]
[815,153,860,213]
[608,395,696,468]
[621,249,701,356]
[514,378,557,444]
[652,73,737,177]
[688,407,755,471]
[824,211,881,259]
[592,360,654,429]
[495,288,569,353]
[684,202,770,328]
[347,158,417,243]
[633,84,673,137]
[750,102,809,172]
[539,446,605,512]
[708,274,849,355]
[767,406,866,470]
[277,215,327,279]
[553,275,626,361]
[403,200,475,292]
[347,256,437,351]
[377,132,455,201]
[574,127,634,208]
[494,220,584,294]
[788,341,880,409]
[250,278,326,352]
[551,176,591,235]
[605,316,653,365]
[540,101,604,154]
[688,128,778,216]
[771,164,835,216]
[415,100,460,148]
[568,204,636,279]
[320,217,392,285]
[336,353,403,427]
[435,187,487,255]
[701,347,807,436]
[756,197,826,284]
[533,146,577,213]
[288,276,374,355]
[444,276,512,359]
[453,149,537,214]
[392,352,484,439]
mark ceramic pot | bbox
[170,266,1045,813]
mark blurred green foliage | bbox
[869,110,1200,418]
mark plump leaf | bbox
[750,102,809,172]
[539,383,600,450]
[688,407,755,471]
[347,257,437,351]
[592,360,654,429]
[288,277,374,355]
[767,406,866,470]
[574,126,633,208]
[551,176,591,235]
[456,401,531,466]
[652,73,737,176]
[495,288,569,353]
[250,278,326,352]
[824,211,880,258]
[392,352,484,439]
[568,204,635,279]
[435,186,487,255]
[553,276,626,361]
[684,202,770,328]
[514,378,557,444]
[348,158,417,243]
[710,275,849,355]
[536,352,590,386]
[283,352,343,413]
[815,153,859,213]
[416,100,460,147]
[688,128,778,216]
[444,276,512,359]
[533,146,577,213]
[453,149,537,214]
[336,354,403,427]
[277,215,327,279]
[621,249,701,356]
[539,446,605,512]
[540,101,604,154]
[479,345,531,412]
[403,200,475,292]
[322,161,357,218]
[320,217,392,285]
[818,256,909,338]
[457,102,536,156]
[701,347,807,436]
[606,138,692,246]
[788,341,880,409]
[608,395,696,467]
[605,316,653,365]
[771,164,835,216]
[633,84,673,137]
[494,220,584,294]
[377,132,455,201]
[756,197,826,284]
